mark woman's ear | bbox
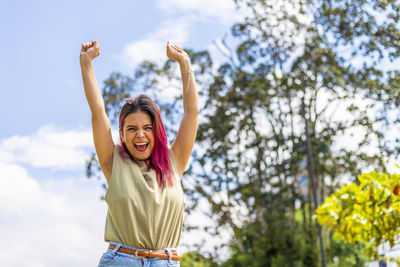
[119,128,124,139]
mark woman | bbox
[80,40,198,267]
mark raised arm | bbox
[80,40,115,184]
[167,42,199,177]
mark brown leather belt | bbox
[108,244,180,261]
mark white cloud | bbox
[0,161,107,267]
[120,0,248,69]
[121,16,194,68]
[157,0,239,25]
[0,124,93,170]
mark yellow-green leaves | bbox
[316,170,400,263]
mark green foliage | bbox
[316,170,400,263]
[326,238,368,267]
[180,251,218,267]
[221,209,323,267]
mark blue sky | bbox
[0,0,241,265]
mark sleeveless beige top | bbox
[104,145,185,249]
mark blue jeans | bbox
[98,242,180,267]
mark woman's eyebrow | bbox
[126,124,152,127]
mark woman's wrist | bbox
[179,58,192,73]
[80,56,93,68]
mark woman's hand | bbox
[166,41,190,64]
[80,40,100,63]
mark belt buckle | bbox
[134,250,146,259]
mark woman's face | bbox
[120,111,154,160]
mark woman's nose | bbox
[137,129,145,137]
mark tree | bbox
[87,0,400,265]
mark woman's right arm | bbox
[80,40,115,184]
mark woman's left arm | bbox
[167,42,199,177]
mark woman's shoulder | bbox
[113,144,131,164]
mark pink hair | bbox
[119,95,173,187]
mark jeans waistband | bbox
[108,241,178,263]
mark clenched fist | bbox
[166,41,189,64]
[80,40,100,63]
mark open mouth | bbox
[134,143,149,152]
